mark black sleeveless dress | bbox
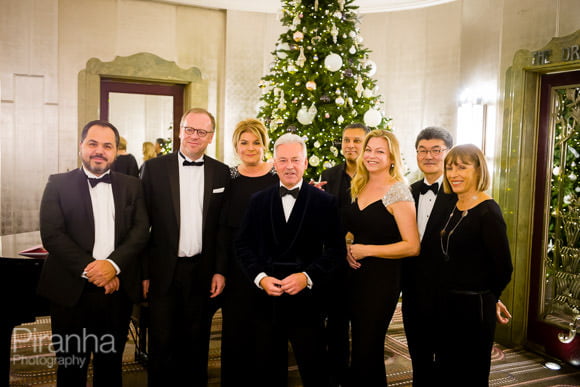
[343,181,413,386]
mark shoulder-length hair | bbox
[232,118,269,154]
[350,129,404,200]
[442,144,490,193]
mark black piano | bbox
[0,232,48,386]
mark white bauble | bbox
[324,53,343,72]
[366,60,377,76]
[363,108,382,127]
[277,43,290,59]
[362,88,373,98]
[297,105,313,125]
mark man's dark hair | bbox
[415,126,453,149]
[156,138,165,146]
[343,123,370,135]
[80,120,120,147]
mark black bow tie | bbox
[419,182,438,195]
[279,186,299,199]
[87,173,112,188]
[183,160,204,166]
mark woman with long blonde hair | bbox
[344,129,420,386]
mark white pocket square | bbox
[213,187,225,193]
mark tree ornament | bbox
[307,103,318,120]
[363,108,382,127]
[320,94,331,103]
[295,81,301,86]
[334,11,343,19]
[365,60,377,76]
[292,97,298,104]
[338,0,345,11]
[337,115,344,124]
[276,43,289,59]
[313,54,319,61]
[324,53,343,72]
[314,0,319,11]
[335,97,345,106]
[297,105,313,125]
[363,88,373,98]
[331,24,339,44]
[258,80,267,89]
[296,47,307,67]
[330,146,338,157]
[306,80,317,91]
[355,76,364,97]
[311,36,321,45]
[335,88,342,95]
[309,155,320,167]
[314,141,321,148]
[287,125,297,132]
[349,31,356,38]
[325,112,330,118]
[349,46,356,54]
[323,161,333,169]
[293,31,304,42]
[287,63,298,74]
[343,68,354,78]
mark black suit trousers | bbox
[147,258,211,387]
[50,284,132,387]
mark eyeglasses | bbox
[416,148,448,157]
[182,127,214,137]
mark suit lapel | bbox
[111,172,124,247]
[166,154,180,225]
[75,168,95,247]
[270,186,285,247]
[203,156,214,233]
[281,181,311,251]
[423,191,456,243]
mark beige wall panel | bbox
[116,0,177,59]
[559,0,580,37]
[223,10,277,166]
[31,0,58,104]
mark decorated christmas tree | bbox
[257,0,390,179]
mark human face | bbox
[236,131,264,166]
[179,112,214,160]
[363,136,391,174]
[274,142,308,188]
[416,139,448,179]
[79,125,117,176]
[341,128,366,162]
[445,158,478,196]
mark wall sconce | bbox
[457,88,487,151]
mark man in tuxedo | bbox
[317,122,368,386]
[140,107,229,386]
[236,133,345,387]
[38,120,149,386]
[402,127,511,386]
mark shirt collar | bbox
[423,174,444,187]
[179,151,204,163]
[279,179,303,191]
[82,166,111,179]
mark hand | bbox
[84,260,116,287]
[496,300,512,324]
[348,243,367,262]
[346,247,361,269]
[142,279,150,300]
[309,179,328,191]
[259,276,284,296]
[280,273,308,295]
[103,276,120,295]
[210,274,226,298]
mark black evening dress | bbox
[220,165,278,387]
[343,181,414,387]
[436,199,512,386]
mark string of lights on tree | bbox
[257,0,391,179]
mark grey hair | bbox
[273,133,308,159]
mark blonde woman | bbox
[142,141,157,162]
[220,118,278,386]
[344,129,420,386]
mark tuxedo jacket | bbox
[236,182,345,292]
[37,169,150,308]
[140,152,230,296]
[403,180,457,291]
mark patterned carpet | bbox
[9,305,580,386]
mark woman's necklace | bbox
[440,206,469,259]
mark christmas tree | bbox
[258,0,390,179]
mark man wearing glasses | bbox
[140,108,230,386]
[402,127,511,385]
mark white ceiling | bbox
[146,0,456,14]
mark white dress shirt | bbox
[177,152,204,257]
[417,175,444,241]
[83,167,120,276]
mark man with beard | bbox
[38,120,149,386]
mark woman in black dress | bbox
[436,144,512,386]
[344,129,420,386]
[220,118,278,386]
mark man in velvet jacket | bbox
[140,108,230,386]
[38,120,149,387]
[236,133,345,387]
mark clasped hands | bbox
[84,260,119,295]
[260,273,308,296]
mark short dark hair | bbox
[80,120,120,147]
[155,138,165,146]
[415,126,453,149]
[343,123,370,135]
